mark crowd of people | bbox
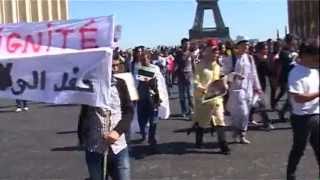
[12,34,319,180]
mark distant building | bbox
[287,0,319,40]
[0,0,69,24]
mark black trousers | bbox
[287,114,319,180]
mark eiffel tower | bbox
[189,0,230,40]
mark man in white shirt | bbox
[286,42,319,180]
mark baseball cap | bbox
[207,39,220,48]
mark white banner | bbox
[0,48,112,108]
[114,25,122,41]
[0,16,114,58]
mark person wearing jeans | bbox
[136,50,161,148]
[175,38,195,118]
[286,43,319,180]
[16,100,28,112]
[79,76,134,180]
[137,107,159,145]
[178,75,194,117]
[85,147,130,180]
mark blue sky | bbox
[69,0,288,48]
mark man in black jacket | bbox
[78,59,134,180]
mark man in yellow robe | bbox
[192,40,230,154]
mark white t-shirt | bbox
[158,56,167,67]
[288,64,319,115]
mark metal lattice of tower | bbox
[189,0,230,40]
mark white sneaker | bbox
[240,137,251,144]
[16,108,22,112]
[250,120,260,125]
[23,107,29,111]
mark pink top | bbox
[166,55,175,72]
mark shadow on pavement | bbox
[129,142,224,160]
[0,102,45,109]
[272,118,290,124]
[40,104,78,108]
[173,123,291,136]
[173,126,233,135]
[0,105,16,109]
[51,145,84,152]
[0,109,16,113]
[56,130,78,134]
[247,125,291,131]
[169,114,192,121]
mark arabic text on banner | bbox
[0,48,112,108]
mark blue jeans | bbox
[178,76,194,115]
[85,148,130,180]
[178,83,194,115]
[137,104,159,145]
[16,100,27,108]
